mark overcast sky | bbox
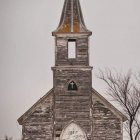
[0,0,140,139]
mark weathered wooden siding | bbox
[55,37,89,66]
[52,66,93,140]
[92,94,122,140]
[22,93,54,140]
[21,90,123,140]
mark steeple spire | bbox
[53,0,91,34]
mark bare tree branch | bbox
[98,69,140,140]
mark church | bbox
[18,0,127,139]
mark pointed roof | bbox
[92,88,127,122]
[18,88,127,125]
[53,0,92,35]
[18,89,54,125]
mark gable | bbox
[92,88,127,122]
[18,88,127,125]
[18,89,54,125]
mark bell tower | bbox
[52,0,92,66]
[52,0,93,139]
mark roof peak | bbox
[53,0,91,34]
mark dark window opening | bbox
[56,134,60,137]
[68,39,76,58]
[68,81,78,90]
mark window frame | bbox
[67,39,77,59]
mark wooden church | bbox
[18,0,127,139]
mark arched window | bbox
[68,81,78,90]
[60,122,87,140]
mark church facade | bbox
[18,0,127,140]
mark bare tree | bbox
[98,69,140,140]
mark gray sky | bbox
[0,0,140,139]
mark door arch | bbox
[60,122,87,140]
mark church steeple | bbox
[52,2,93,139]
[52,0,92,66]
[53,0,92,35]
